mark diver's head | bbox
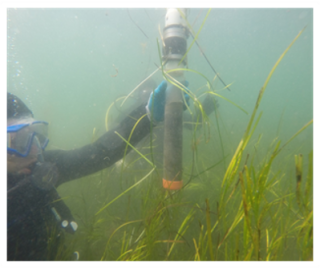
[7,93,49,175]
[7,92,34,120]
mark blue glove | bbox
[146,80,190,123]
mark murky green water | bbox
[7,8,313,260]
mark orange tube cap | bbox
[162,178,183,190]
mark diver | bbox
[7,80,181,261]
[7,79,217,260]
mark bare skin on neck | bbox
[7,153,37,175]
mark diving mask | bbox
[7,119,49,157]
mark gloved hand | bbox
[146,80,190,123]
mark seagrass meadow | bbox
[7,8,313,261]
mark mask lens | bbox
[7,133,11,148]
[7,121,49,157]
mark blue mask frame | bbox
[7,120,49,157]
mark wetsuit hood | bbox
[7,92,33,119]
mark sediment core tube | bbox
[162,8,188,190]
[163,82,183,190]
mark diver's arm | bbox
[44,104,151,186]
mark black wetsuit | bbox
[7,104,151,260]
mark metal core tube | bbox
[162,8,188,190]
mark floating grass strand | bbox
[105,96,126,131]
[192,33,231,91]
[203,91,248,114]
[178,8,196,36]
[210,104,226,170]
[156,38,165,78]
[276,119,313,154]
[120,67,160,107]
[178,8,230,91]
[164,73,195,116]
[178,8,211,66]
[166,68,212,90]
[116,116,155,169]
[192,9,204,28]
[95,167,156,216]
[127,9,149,39]
[191,154,227,178]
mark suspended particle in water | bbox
[111,64,118,77]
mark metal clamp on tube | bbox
[162,8,189,65]
[162,8,188,190]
